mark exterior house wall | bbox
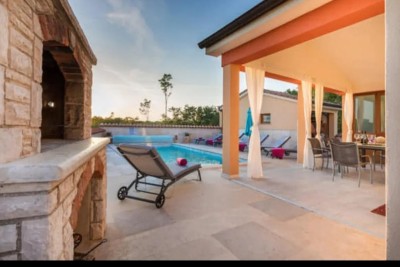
[220,91,340,150]
[239,94,297,131]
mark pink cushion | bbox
[239,143,247,152]
[176,158,188,166]
[271,148,285,159]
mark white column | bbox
[222,64,240,178]
[344,92,354,142]
[314,84,324,140]
[386,0,400,260]
[331,112,338,137]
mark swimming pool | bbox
[112,135,173,145]
[155,144,244,165]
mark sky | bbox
[69,0,297,121]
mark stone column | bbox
[222,64,240,178]
[385,0,400,260]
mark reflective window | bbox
[353,92,385,136]
[355,94,375,133]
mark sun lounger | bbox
[116,144,202,208]
[239,134,270,152]
[262,136,291,156]
[205,133,223,146]
[283,148,297,156]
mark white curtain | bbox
[302,80,313,169]
[344,92,354,142]
[314,84,324,140]
[245,66,264,178]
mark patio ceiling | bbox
[245,14,384,94]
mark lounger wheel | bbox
[155,194,165,208]
[73,233,82,249]
[117,186,128,200]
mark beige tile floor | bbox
[92,145,385,260]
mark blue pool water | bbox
[156,145,222,165]
[155,144,245,165]
[113,135,173,145]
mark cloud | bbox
[97,64,159,92]
[92,64,166,120]
[106,0,163,61]
[92,0,167,120]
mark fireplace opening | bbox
[70,155,106,259]
[41,50,65,139]
[40,43,87,152]
[74,178,92,243]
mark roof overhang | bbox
[246,14,385,93]
[202,0,333,57]
[200,0,384,94]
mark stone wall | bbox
[0,1,104,260]
[0,138,108,260]
[0,0,97,163]
[0,0,44,163]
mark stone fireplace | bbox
[0,0,108,260]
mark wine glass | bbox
[354,132,360,143]
[368,134,376,144]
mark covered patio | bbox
[198,0,400,259]
[92,145,384,260]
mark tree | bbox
[91,115,139,126]
[92,116,103,127]
[198,106,219,125]
[181,105,197,124]
[285,88,298,96]
[324,92,342,133]
[324,92,341,104]
[166,105,219,126]
[168,107,182,124]
[139,98,151,121]
[158,73,173,119]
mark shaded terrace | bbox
[91,145,384,260]
[197,0,400,259]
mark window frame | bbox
[353,91,385,137]
[260,113,271,124]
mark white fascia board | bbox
[206,0,333,57]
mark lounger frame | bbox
[117,145,201,208]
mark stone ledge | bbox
[0,138,109,193]
[0,224,17,253]
[0,189,57,220]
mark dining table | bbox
[357,142,385,170]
